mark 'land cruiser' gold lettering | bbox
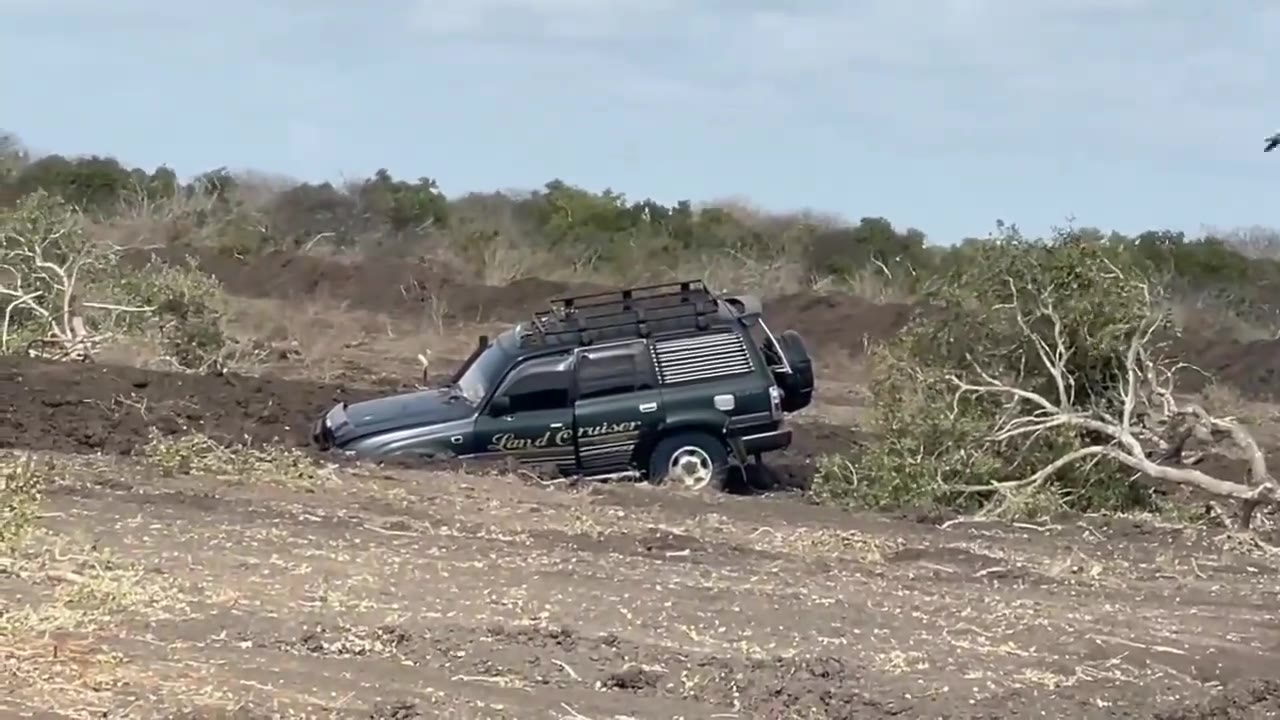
[577,420,642,437]
[488,431,554,452]
[488,420,643,452]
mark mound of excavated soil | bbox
[0,357,376,455]
[765,293,916,356]
[133,249,916,353]
[129,249,607,324]
[0,357,856,479]
[1171,335,1280,401]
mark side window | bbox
[495,354,573,413]
[576,343,653,400]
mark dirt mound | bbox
[0,357,850,484]
[0,357,374,456]
[134,248,916,351]
[765,293,916,355]
[1171,334,1280,401]
[130,248,606,323]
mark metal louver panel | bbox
[651,332,753,384]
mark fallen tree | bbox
[0,190,231,370]
[814,228,1277,529]
[0,190,152,359]
[949,284,1277,529]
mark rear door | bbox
[572,340,662,476]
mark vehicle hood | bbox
[329,388,474,443]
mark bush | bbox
[0,190,122,354]
[0,455,45,554]
[813,226,1166,518]
[111,256,231,372]
[0,191,230,369]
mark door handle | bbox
[550,422,564,428]
[639,402,658,413]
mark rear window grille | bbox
[651,332,754,384]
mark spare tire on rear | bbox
[775,329,814,412]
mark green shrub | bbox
[0,191,230,369]
[110,256,230,372]
[813,226,1165,518]
[0,455,45,555]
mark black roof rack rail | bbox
[550,279,713,314]
[523,279,726,347]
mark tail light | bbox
[769,385,782,420]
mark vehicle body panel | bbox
[571,339,662,474]
[473,407,576,470]
[338,417,475,459]
[573,390,661,474]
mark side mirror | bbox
[488,396,511,417]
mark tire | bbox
[775,329,815,412]
[647,431,731,491]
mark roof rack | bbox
[522,280,727,347]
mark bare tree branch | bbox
[0,199,156,361]
[949,277,1278,529]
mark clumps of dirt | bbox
[0,356,374,456]
[1154,678,1280,719]
[601,663,663,690]
[368,700,423,720]
[286,623,415,659]
[275,621,908,717]
[689,654,909,718]
[740,421,864,494]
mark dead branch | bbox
[950,283,1278,530]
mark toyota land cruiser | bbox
[312,280,815,489]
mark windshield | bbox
[453,342,513,404]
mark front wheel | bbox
[647,432,730,491]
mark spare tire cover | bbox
[776,330,815,410]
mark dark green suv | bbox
[312,280,815,489]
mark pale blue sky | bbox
[2,0,1277,243]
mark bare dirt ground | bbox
[5,253,1280,719]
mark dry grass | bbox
[138,430,338,489]
[221,294,503,382]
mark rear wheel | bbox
[647,431,730,491]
